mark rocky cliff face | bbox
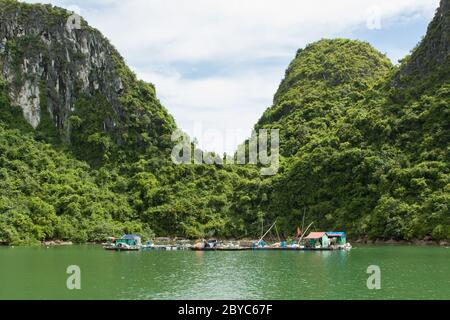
[0,0,175,164]
[1,2,122,130]
[396,0,450,87]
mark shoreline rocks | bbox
[352,238,448,246]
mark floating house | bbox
[326,232,347,246]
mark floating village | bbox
[103,221,352,252]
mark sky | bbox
[24,0,441,154]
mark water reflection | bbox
[0,245,448,300]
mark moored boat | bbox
[104,234,142,251]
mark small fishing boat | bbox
[190,239,251,251]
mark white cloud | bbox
[137,67,281,153]
[81,0,439,63]
[22,0,440,153]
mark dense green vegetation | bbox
[0,1,448,244]
[0,120,266,244]
[0,123,139,245]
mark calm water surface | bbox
[0,245,448,300]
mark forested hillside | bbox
[0,0,448,244]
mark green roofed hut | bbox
[326,232,351,249]
[105,234,142,251]
[326,232,347,246]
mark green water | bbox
[0,245,448,300]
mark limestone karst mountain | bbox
[0,0,176,166]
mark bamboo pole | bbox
[298,222,314,245]
[274,223,281,243]
[301,208,306,235]
[258,220,277,245]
